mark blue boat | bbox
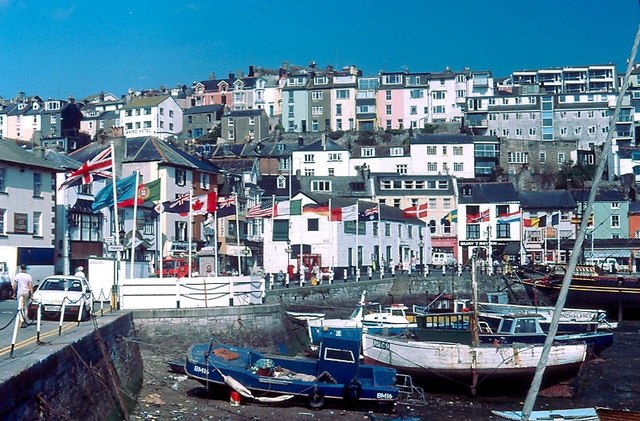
[184,333,401,409]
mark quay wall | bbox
[0,313,142,421]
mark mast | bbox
[521,23,640,421]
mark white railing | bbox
[118,275,265,310]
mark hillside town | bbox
[1,61,639,282]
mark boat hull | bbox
[362,333,587,393]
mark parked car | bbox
[27,275,92,321]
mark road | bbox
[0,298,111,359]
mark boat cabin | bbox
[496,314,545,335]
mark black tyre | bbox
[308,387,325,410]
[343,379,362,401]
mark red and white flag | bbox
[59,147,113,190]
[330,204,358,221]
[402,203,428,218]
[191,192,218,216]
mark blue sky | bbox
[1,0,638,100]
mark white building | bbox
[120,95,183,140]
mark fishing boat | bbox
[362,318,588,395]
[478,313,614,356]
[184,333,402,409]
[492,407,599,420]
[307,290,417,346]
[519,264,640,314]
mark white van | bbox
[431,252,456,268]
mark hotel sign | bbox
[459,240,509,247]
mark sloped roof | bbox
[570,188,626,202]
[43,149,82,171]
[411,133,475,145]
[258,174,301,198]
[297,138,347,152]
[121,95,172,109]
[458,182,519,204]
[183,104,225,115]
[519,190,577,210]
[226,109,264,117]
[0,140,63,171]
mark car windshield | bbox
[40,278,83,292]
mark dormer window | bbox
[461,185,472,196]
[314,76,328,85]
[390,147,404,156]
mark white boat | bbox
[492,407,599,420]
[362,330,588,394]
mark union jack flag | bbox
[358,206,379,221]
[59,147,113,190]
[217,195,237,218]
[154,192,191,215]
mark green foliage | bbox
[327,130,344,140]
[357,131,376,145]
[556,161,596,189]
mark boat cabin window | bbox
[324,348,355,363]
[515,318,538,333]
[499,318,513,333]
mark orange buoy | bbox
[230,390,241,406]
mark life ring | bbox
[343,379,362,401]
[308,387,325,410]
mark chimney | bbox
[209,72,216,80]
[228,73,235,80]
[321,133,327,150]
[248,65,255,77]
[298,135,304,147]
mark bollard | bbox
[343,269,347,282]
[269,275,274,290]
[36,303,42,343]
[442,265,446,277]
[328,271,333,285]
[285,273,290,288]
[356,267,361,282]
[391,265,395,277]
[424,265,430,277]
[229,279,234,306]
[457,264,462,277]
[368,266,372,280]
[59,298,67,336]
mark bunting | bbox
[59,147,113,190]
[497,210,521,224]
[247,200,274,218]
[359,206,379,221]
[402,203,428,218]
[441,209,458,223]
[273,199,302,217]
[118,178,161,207]
[216,194,237,218]
[91,174,138,211]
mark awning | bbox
[502,242,523,256]
[219,244,252,257]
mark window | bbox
[427,162,437,171]
[288,105,294,118]
[515,128,523,136]
[33,173,42,197]
[32,211,42,236]
[575,126,582,135]
[135,122,141,129]
[390,147,404,156]
[176,169,186,186]
[169,110,174,118]
[336,89,349,99]
[144,107,151,115]
[539,152,546,163]
[14,213,28,234]
[453,162,464,172]
[304,154,315,163]
[560,127,567,135]
[200,173,209,189]
[143,121,152,128]
[558,153,566,164]
[507,152,529,164]
[396,164,407,174]
[466,224,480,239]
[432,105,445,114]
[336,119,342,130]
[311,120,319,132]
[502,113,509,120]
[312,91,323,101]
[432,91,446,99]
[456,89,465,98]
[453,147,463,155]
[159,107,164,116]
[410,106,417,115]
[248,117,255,125]
[312,106,323,115]
[410,89,423,99]
[328,153,341,161]
[426,146,437,155]
[385,90,391,100]
[169,123,174,131]
[611,214,620,229]
[529,128,537,136]
[308,218,319,231]
[496,223,510,239]
[0,168,5,192]
[362,147,375,157]
[336,104,342,116]
[611,202,620,209]
[386,104,392,115]
[0,209,5,234]
[328,168,334,176]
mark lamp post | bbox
[241,246,250,275]
[284,242,292,287]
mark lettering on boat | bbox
[377,392,394,399]
[372,339,391,350]
[193,365,209,375]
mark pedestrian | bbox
[12,264,33,328]
[74,265,86,278]
[311,263,320,285]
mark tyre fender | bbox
[343,379,362,401]
[308,386,325,410]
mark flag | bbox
[91,174,138,211]
[402,203,428,218]
[118,178,161,207]
[551,212,560,226]
[524,214,546,228]
[192,192,218,216]
[303,203,330,216]
[358,206,379,221]
[480,209,490,222]
[497,210,520,224]
[217,194,237,218]
[441,209,458,223]
[331,204,358,221]
[59,147,112,190]
[247,199,274,218]
[154,192,191,215]
[274,199,302,217]
[466,212,481,223]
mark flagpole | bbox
[130,169,139,279]
[557,210,561,263]
[235,194,242,275]
[188,187,193,278]
[355,200,360,281]
[543,213,548,264]
[158,174,163,280]
[329,198,334,279]
[378,201,383,279]
[109,140,121,309]
[214,189,219,276]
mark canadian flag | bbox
[402,203,428,218]
[191,192,217,216]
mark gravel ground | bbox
[129,321,640,421]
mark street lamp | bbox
[241,246,250,275]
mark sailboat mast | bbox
[521,23,640,421]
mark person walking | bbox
[12,264,33,328]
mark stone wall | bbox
[0,313,142,421]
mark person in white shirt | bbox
[12,265,33,328]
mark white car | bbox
[28,275,93,321]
